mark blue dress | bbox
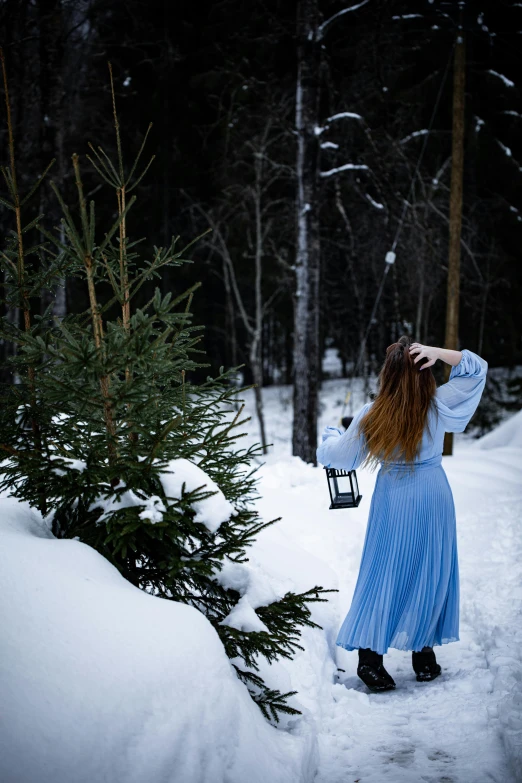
[317,350,488,655]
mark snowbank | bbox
[0,499,314,783]
[476,409,522,450]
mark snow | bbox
[91,486,168,524]
[400,128,430,144]
[139,494,167,522]
[488,70,515,88]
[320,163,369,178]
[326,112,363,122]
[221,595,270,633]
[364,192,384,210]
[159,458,235,532]
[497,139,513,158]
[322,347,343,378]
[317,0,371,39]
[2,376,522,782]
[0,498,314,783]
[476,409,522,450]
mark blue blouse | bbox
[316,349,488,470]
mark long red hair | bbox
[360,335,436,466]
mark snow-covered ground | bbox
[1,377,521,783]
[243,380,522,783]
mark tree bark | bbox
[443,34,465,456]
[292,0,321,464]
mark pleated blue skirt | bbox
[336,455,459,655]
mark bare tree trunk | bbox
[443,33,466,456]
[292,0,321,464]
[250,150,268,453]
[250,342,268,454]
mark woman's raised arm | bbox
[316,403,371,471]
[433,348,488,433]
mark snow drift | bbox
[0,498,314,783]
[476,408,522,450]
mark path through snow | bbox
[244,384,522,783]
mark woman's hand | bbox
[409,344,463,368]
[409,343,440,369]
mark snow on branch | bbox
[326,112,363,122]
[488,70,515,88]
[321,141,339,150]
[502,110,522,118]
[320,163,369,178]
[399,129,429,144]
[475,116,485,133]
[497,139,512,157]
[391,14,424,20]
[317,0,371,39]
[364,193,384,210]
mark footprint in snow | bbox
[384,745,416,767]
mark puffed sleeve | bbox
[435,349,488,433]
[316,403,371,470]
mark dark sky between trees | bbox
[1,0,521,382]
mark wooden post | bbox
[443,33,466,456]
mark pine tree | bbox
[0,64,333,722]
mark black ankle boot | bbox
[412,647,442,682]
[357,648,396,692]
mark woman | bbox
[317,338,487,692]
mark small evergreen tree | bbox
[0,63,332,722]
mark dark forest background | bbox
[1,0,521,390]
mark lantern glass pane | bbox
[335,472,355,501]
[352,471,359,497]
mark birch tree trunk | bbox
[292,0,321,464]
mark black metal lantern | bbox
[325,468,362,509]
